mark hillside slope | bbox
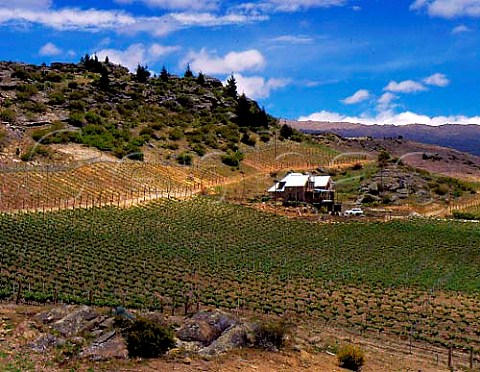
[0,59,275,164]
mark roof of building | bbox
[267,173,331,193]
[312,175,331,188]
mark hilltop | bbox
[0,58,276,165]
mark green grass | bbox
[2,198,480,348]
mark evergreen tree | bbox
[136,64,151,83]
[225,74,237,99]
[160,66,169,82]
[99,66,110,90]
[104,56,110,64]
[184,63,194,78]
[236,93,252,127]
[196,72,205,86]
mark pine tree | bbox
[104,56,110,64]
[196,72,205,86]
[136,64,151,83]
[160,66,169,82]
[184,64,194,78]
[225,74,237,99]
[236,93,251,127]
[99,66,110,90]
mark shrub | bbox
[123,318,175,358]
[0,109,16,123]
[253,319,288,351]
[336,344,365,371]
[452,211,479,220]
[241,132,256,146]
[169,127,184,141]
[69,111,84,127]
[221,150,244,167]
[177,152,193,165]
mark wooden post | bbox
[470,347,474,369]
[448,346,453,369]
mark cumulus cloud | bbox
[114,0,218,11]
[423,73,450,87]
[96,43,178,71]
[232,73,290,99]
[452,24,472,34]
[185,49,266,75]
[298,109,480,126]
[384,80,427,93]
[341,89,370,105]
[39,42,62,56]
[270,35,314,44]
[410,0,480,18]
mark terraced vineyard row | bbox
[243,141,370,171]
[0,161,225,211]
[1,197,480,351]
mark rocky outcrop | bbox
[176,309,237,346]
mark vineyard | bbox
[242,141,370,171]
[1,197,480,352]
[0,141,370,212]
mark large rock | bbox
[80,335,128,361]
[30,334,66,353]
[51,305,100,337]
[176,319,219,345]
[198,324,250,356]
[176,310,237,346]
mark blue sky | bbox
[1,0,480,125]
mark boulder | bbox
[30,334,66,353]
[80,335,128,361]
[368,182,379,195]
[51,305,100,337]
[176,319,219,345]
[198,324,249,356]
[176,310,237,346]
[191,309,237,334]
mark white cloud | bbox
[410,0,480,18]
[149,43,180,58]
[377,92,398,105]
[423,73,450,87]
[384,80,427,93]
[452,24,472,33]
[185,49,266,75]
[270,35,314,44]
[96,43,178,71]
[115,0,218,11]
[341,89,370,105]
[0,7,266,35]
[231,73,289,99]
[0,0,51,10]
[0,7,136,31]
[299,109,480,126]
[352,5,361,11]
[268,0,346,12]
[39,42,62,56]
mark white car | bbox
[344,208,364,216]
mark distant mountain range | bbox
[288,120,480,156]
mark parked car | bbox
[344,208,364,216]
